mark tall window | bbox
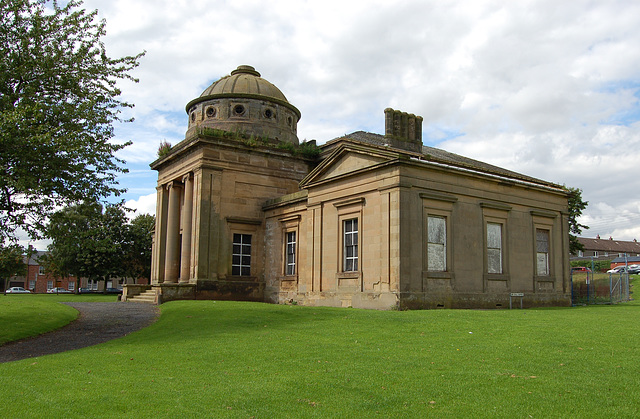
[427,216,446,271]
[68,282,75,291]
[487,223,503,274]
[286,231,296,276]
[29,280,35,290]
[232,233,252,276]
[47,281,53,290]
[39,266,45,275]
[536,229,550,276]
[343,219,358,272]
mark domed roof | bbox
[186,65,300,118]
[201,65,288,101]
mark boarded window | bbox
[344,219,358,272]
[286,231,296,276]
[232,233,252,276]
[427,216,446,271]
[536,229,549,276]
[487,223,502,274]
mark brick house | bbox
[6,251,150,293]
[6,251,78,293]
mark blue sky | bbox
[27,0,639,249]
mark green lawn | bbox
[1,291,639,417]
[0,293,118,344]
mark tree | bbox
[566,186,589,255]
[45,201,154,291]
[45,200,129,292]
[122,214,154,283]
[0,243,28,292]
[0,0,144,243]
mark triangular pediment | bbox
[301,143,399,187]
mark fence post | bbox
[610,273,613,304]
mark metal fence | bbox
[570,271,630,305]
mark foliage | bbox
[571,259,611,273]
[122,213,154,282]
[157,140,171,158]
[44,200,129,289]
[199,127,320,159]
[298,140,320,159]
[44,201,154,289]
[0,0,144,242]
[2,294,640,417]
[565,186,589,254]
[0,243,28,292]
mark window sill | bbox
[423,271,453,279]
[226,275,258,282]
[337,271,360,279]
[484,273,510,281]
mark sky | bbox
[67,0,640,245]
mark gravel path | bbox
[0,302,159,363]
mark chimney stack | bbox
[384,108,423,153]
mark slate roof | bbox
[327,131,563,190]
[22,250,46,265]
[578,237,640,254]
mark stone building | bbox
[125,65,571,309]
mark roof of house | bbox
[611,256,640,263]
[578,237,640,253]
[324,131,563,191]
[22,250,46,265]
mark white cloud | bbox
[80,0,640,240]
[125,193,157,218]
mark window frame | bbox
[285,230,297,276]
[333,198,364,289]
[486,222,504,275]
[420,192,457,282]
[232,233,252,276]
[426,215,448,273]
[481,202,511,285]
[343,218,359,272]
[531,211,558,291]
[278,214,301,280]
[535,228,550,276]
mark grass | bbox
[0,294,117,345]
[1,290,639,417]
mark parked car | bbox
[47,287,72,293]
[5,287,31,293]
[628,265,640,275]
[105,288,123,294]
[571,267,591,273]
[79,288,95,294]
[607,266,627,274]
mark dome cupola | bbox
[184,65,300,144]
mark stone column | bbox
[151,185,168,284]
[180,173,194,283]
[164,180,182,283]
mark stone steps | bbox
[127,289,156,304]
